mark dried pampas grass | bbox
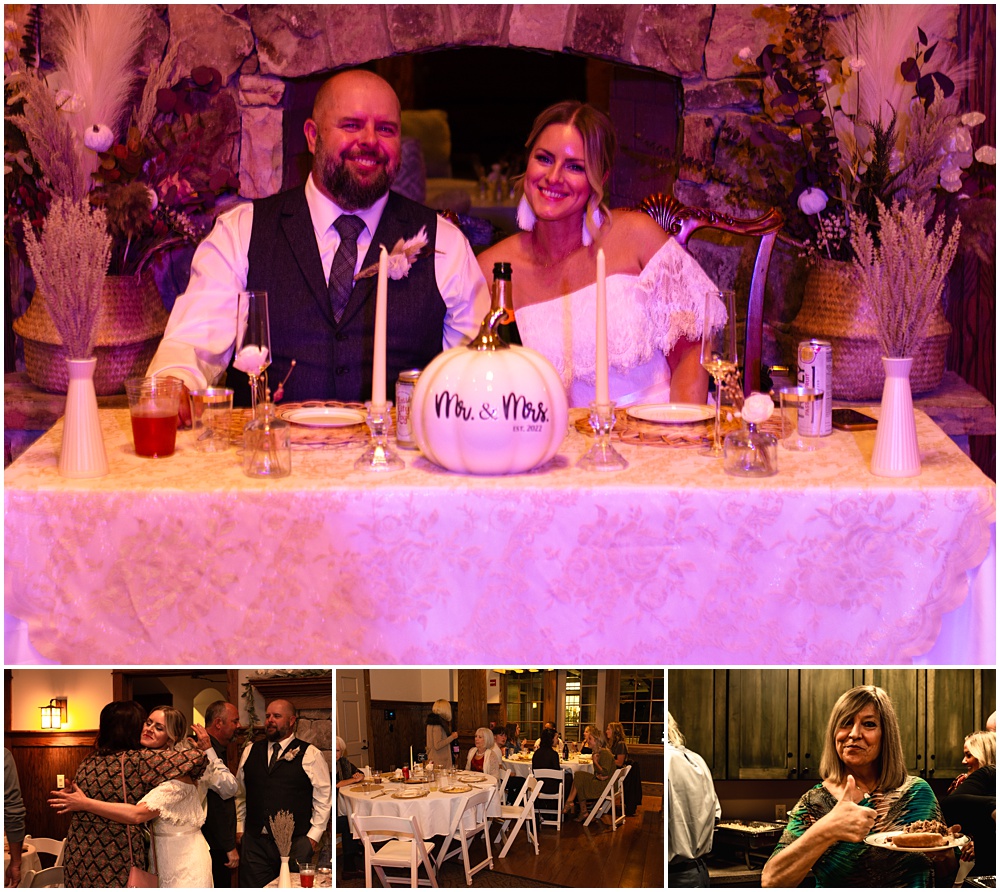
[849,200,960,358]
[268,810,296,858]
[22,197,112,359]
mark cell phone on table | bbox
[832,408,878,430]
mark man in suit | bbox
[202,701,243,887]
[148,69,490,417]
[236,699,332,888]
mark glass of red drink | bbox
[125,377,183,457]
[298,864,316,887]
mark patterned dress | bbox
[62,747,206,888]
[768,775,946,887]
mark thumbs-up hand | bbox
[826,776,877,842]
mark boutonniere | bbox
[355,226,432,281]
[282,746,301,762]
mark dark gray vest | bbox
[236,188,446,404]
[243,737,313,839]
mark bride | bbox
[51,705,237,888]
[477,100,720,408]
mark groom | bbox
[237,699,332,887]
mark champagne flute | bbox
[234,291,271,416]
[700,289,738,458]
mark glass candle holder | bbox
[242,404,291,478]
[724,422,777,477]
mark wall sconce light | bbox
[40,698,68,729]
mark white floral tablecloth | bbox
[4,407,995,665]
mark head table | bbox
[4,406,994,665]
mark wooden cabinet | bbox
[669,669,993,782]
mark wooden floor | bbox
[340,794,663,888]
[489,795,663,887]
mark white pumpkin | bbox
[411,343,569,475]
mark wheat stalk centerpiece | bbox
[848,200,960,359]
[22,197,112,359]
[268,810,296,859]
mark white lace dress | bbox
[140,779,212,888]
[516,239,722,407]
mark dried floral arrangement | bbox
[268,810,296,858]
[696,5,994,264]
[4,5,238,277]
[849,200,960,358]
[22,196,111,358]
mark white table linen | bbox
[502,756,594,779]
[4,407,995,664]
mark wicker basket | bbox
[12,271,169,395]
[789,259,950,400]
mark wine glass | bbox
[700,289,738,458]
[235,291,271,416]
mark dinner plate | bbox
[457,772,486,783]
[391,788,429,799]
[626,403,715,424]
[865,831,968,853]
[441,784,473,794]
[279,406,366,428]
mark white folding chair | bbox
[26,866,64,887]
[584,766,628,831]
[351,813,438,888]
[23,836,65,867]
[496,766,512,805]
[494,774,544,858]
[436,788,494,886]
[531,768,564,831]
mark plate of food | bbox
[865,821,966,853]
[279,406,366,428]
[626,403,715,424]
[391,788,429,799]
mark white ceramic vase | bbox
[277,856,291,888]
[870,356,921,478]
[59,357,109,478]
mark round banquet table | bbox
[3,843,41,878]
[339,775,501,868]
[264,870,333,888]
[503,754,595,778]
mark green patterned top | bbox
[769,775,945,888]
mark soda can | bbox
[395,369,421,449]
[797,340,832,436]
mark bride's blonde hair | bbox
[520,100,617,243]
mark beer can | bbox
[797,340,832,436]
[395,369,421,449]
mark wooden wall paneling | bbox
[543,670,558,726]
[456,670,487,758]
[368,700,432,772]
[6,731,96,844]
[605,669,622,729]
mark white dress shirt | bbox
[235,734,333,844]
[667,743,721,862]
[203,745,238,799]
[148,174,490,390]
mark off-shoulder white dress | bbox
[140,759,235,888]
[515,239,721,407]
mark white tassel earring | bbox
[516,194,537,231]
[581,204,604,247]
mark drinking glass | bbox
[235,291,271,416]
[126,376,183,458]
[700,289,738,458]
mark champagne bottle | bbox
[492,262,522,346]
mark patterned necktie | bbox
[328,215,365,323]
[268,742,280,772]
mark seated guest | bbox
[148,69,490,415]
[476,100,718,408]
[763,685,957,888]
[667,711,719,888]
[947,730,995,794]
[534,722,564,754]
[606,721,628,770]
[942,762,996,878]
[501,724,519,758]
[532,727,571,804]
[562,725,614,821]
[335,737,364,882]
[465,728,502,779]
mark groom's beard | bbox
[314,135,399,211]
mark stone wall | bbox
[131,4,790,200]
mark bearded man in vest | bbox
[147,69,490,418]
[236,699,332,887]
